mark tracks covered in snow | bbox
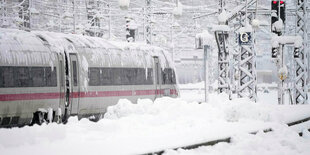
[144,116,310,155]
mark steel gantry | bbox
[294,0,308,104]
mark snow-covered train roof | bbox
[0,28,174,69]
[0,28,57,66]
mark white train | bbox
[0,29,178,127]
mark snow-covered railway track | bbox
[143,116,310,155]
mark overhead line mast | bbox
[294,0,308,104]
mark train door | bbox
[69,54,79,115]
[58,53,66,111]
[154,56,162,98]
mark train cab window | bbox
[72,61,78,86]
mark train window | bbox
[88,67,154,86]
[60,61,64,87]
[14,67,31,87]
[146,68,153,85]
[135,68,145,85]
[162,68,176,85]
[101,68,112,85]
[0,66,57,88]
[1,67,15,87]
[31,67,45,87]
[0,67,3,87]
[72,61,78,86]
[89,68,100,86]
[46,67,57,87]
[122,68,136,85]
[112,68,122,85]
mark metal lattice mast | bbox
[238,35,257,100]
[237,0,257,101]
[215,30,230,93]
[145,0,152,44]
[294,0,308,104]
[215,0,230,94]
[229,12,242,99]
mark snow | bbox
[278,66,288,80]
[218,10,228,24]
[272,19,284,32]
[1,83,310,154]
[0,28,57,66]
[127,20,138,30]
[172,2,183,18]
[251,19,260,28]
[211,25,230,32]
[238,23,253,33]
[118,0,130,10]
[271,35,303,48]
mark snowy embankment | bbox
[1,90,310,154]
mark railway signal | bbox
[271,0,286,35]
[272,47,278,58]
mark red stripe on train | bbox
[0,89,177,102]
[0,93,61,101]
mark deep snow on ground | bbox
[1,84,310,154]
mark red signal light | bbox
[273,1,277,4]
[280,1,284,4]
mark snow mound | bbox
[105,95,284,124]
[218,10,228,24]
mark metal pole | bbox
[204,45,209,102]
[108,2,111,39]
[143,7,146,41]
[1,0,4,26]
[245,0,248,24]
[145,0,152,44]
[73,0,76,33]
[29,0,32,30]
[279,44,284,104]
[58,0,61,32]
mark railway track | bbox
[143,116,310,155]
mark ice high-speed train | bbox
[0,29,178,127]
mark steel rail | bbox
[142,116,310,155]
